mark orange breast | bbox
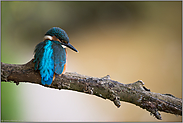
[62,49,67,73]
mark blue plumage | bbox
[45,27,69,42]
[33,27,78,85]
[34,40,54,85]
[52,41,66,74]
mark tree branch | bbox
[1,60,182,120]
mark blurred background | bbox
[1,1,182,122]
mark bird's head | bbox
[44,27,78,52]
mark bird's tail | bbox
[41,72,54,85]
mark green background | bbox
[1,1,182,122]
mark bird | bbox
[33,27,78,85]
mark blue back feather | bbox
[34,40,66,85]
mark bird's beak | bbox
[63,42,78,52]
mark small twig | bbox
[1,60,182,120]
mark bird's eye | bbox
[62,40,68,44]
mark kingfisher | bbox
[33,27,78,85]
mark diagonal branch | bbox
[1,60,182,120]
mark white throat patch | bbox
[62,45,66,48]
[43,35,52,41]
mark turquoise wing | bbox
[52,41,66,75]
[34,41,45,70]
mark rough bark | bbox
[1,60,182,120]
